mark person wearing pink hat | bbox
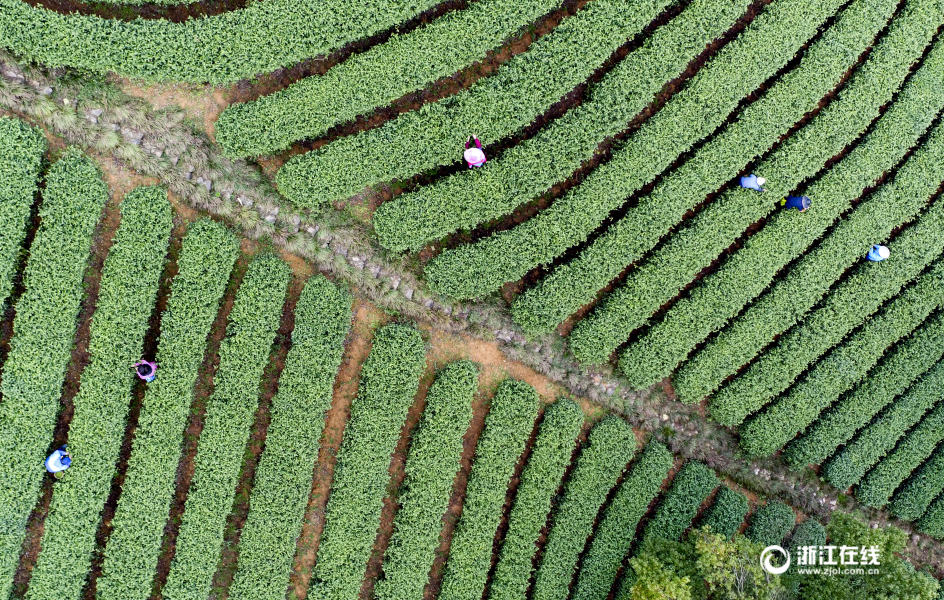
[135,359,157,383]
[464,135,486,168]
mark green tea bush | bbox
[374,360,478,600]
[277,0,674,207]
[26,187,172,600]
[744,502,794,548]
[917,493,944,538]
[423,0,848,299]
[0,116,45,309]
[374,0,750,253]
[570,442,673,600]
[487,398,583,600]
[98,219,239,600]
[788,519,826,550]
[230,276,352,600]
[438,379,538,600]
[309,324,426,600]
[0,0,441,83]
[163,255,291,600]
[740,261,944,457]
[890,441,944,521]
[697,486,749,540]
[216,0,565,157]
[0,149,107,598]
[515,0,900,337]
[785,312,944,468]
[673,32,944,404]
[642,461,718,544]
[823,356,944,490]
[530,417,636,600]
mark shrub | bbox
[642,461,718,544]
[0,149,107,598]
[788,519,826,551]
[917,493,944,539]
[26,187,172,600]
[309,324,426,600]
[697,486,748,540]
[744,502,794,548]
[97,219,239,600]
[890,443,944,522]
[229,276,352,600]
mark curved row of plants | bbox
[697,486,749,539]
[743,501,795,548]
[26,187,173,600]
[97,219,239,600]
[891,433,944,521]
[0,150,108,598]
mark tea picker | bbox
[780,195,811,212]
[739,173,767,191]
[45,445,72,479]
[464,135,486,168]
[135,360,157,383]
[867,244,890,262]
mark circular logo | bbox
[760,545,791,575]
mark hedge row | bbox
[309,324,426,600]
[163,255,291,600]
[744,502,795,548]
[0,0,441,83]
[530,417,636,600]
[374,360,478,600]
[0,150,107,598]
[570,442,673,600]
[438,379,539,600]
[890,436,944,521]
[0,116,45,309]
[26,188,172,600]
[97,219,239,600]
[642,461,718,544]
[857,400,944,508]
[821,341,944,490]
[785,310,944,468]
[788,519,826,551]
[278,0,675,207]
[424,0,849,299]
[739,260,944,458]
[673,31,944,405]
[917,492,944,538]
[515,0,900,338]
[487,398,583,600]
[374,0,751,253]
[697,486,749,540]
[612,0,941,381]
[216,0,565,157]
[229,276,352,600]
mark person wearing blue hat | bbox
[780,195,811,212]
[46,445,72,479]
[867,244,890,262]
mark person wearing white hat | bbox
[739,173,767,191]
[867,244,890,262]
[464,135,486,168]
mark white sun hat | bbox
[756,176,766,185]
[464,147,486,164]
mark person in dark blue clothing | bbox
[780,195,811,212]
[739,174,767,191]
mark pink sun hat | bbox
[464,146,486,166]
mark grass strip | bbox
[891,441,944,522]
[26,187,172,600]
[308,324,426,600]
[97,219,239,600]
[697,486,749,540]
[229,276,352,600]
[0,149,107,599]
[374,360,478,600]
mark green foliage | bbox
[0,116,45,309]
[216,0,565,157]
[98,219,239,600]
[0,0,441,83]
[673,32,944,405]
[744,502,794,548]
[917,493,944,538]
[163,255,291,600]
[0,149,107,598]
[856,400,944,508]
[487,398,583,600]
[229,276,352,600]
[890,441,944,521]
[374,0,750,253]
[571,442,673,600]
[26,187,172,600]
[738,260,944,457]
[437,379,539,600]
[785,311,944,468]
[823,357,944,490]
[628,553,692,600]
[277,0,674,208]
[422,0,848,299]
[530,417,636,600]
[309,324,426,600]
[697,487,748,540]
[374,360,478,600]
[788,519,826,550]
[515,0,900,338]
[643,462,718,544]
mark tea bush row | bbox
[642,461,718,544]
[744,501,794,548]
[890,439,944,521]
[697,486,749,540]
